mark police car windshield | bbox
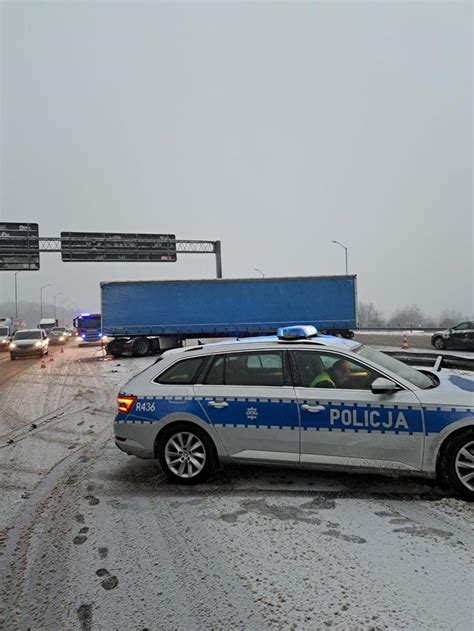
[356,346,433,389]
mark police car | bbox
[114,326,474,499]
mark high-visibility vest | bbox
[309,370,336,388]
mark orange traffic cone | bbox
[402,335,409,350]
[40,358,46,369]
[49,354,54,362]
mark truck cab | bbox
[38,318,58,335]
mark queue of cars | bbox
[7,325,74,359]
[114,325,474,499]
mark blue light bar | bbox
[277,325,318,340]
[80,312,90,316]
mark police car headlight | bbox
[35,341,42,347]
[9,342,16,349]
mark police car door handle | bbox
[208,400,229,409]
[301,404,325,413]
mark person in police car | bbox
[330,358,353,388]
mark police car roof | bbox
[180,334,361,354]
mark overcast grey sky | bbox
[1,0,472,319]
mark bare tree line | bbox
[358,302,473,329]
[0,300,72,328]
[1,299,472,331]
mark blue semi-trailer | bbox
[101,275,357,357]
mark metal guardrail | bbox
[356,327,441,333]
[385,351,474,372]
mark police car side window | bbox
[204,352,284,386]
[293,351,382,390]
[154,357,204,385]
[204,356,224,385]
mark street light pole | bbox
[40,283,52,319]
[54,292,62,320]
[331,240,348,275]
[254,268,265,278]
[14,272,20,320]
[60,301,67,325]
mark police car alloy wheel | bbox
[441,430,474,500]
[158,425,215,484]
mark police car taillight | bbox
[117,395,137,414]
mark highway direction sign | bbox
[0,222,40,270]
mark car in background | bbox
[10,329,49,359]
[114,325,474,499]
[48,326,68,345]
[0,326,11,352]
[431,322,474,351]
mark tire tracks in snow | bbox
[0,405,113,629]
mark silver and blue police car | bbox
[114,326,474,499]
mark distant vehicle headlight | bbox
[59,336,65,341]
[9,342,16,349]
[35,341,42,347]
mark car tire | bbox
[106,339,125,358]
[10,353,16,360]
[440,430,474,501]
[131,337,150,357]
[157,424,217,485]
[433,337,446,350]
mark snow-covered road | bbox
[1,347,472,630]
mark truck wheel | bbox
[440,430,474,501]
[433,337,446,350]
[106,339,125,357]
[149,338,161,354]
[131,337,150,357]
[157,424,216,484]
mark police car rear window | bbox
[154,357,204,385]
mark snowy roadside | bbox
[0,346,153,535]
[1,347,473,630]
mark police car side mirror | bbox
[371,377,400,395]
